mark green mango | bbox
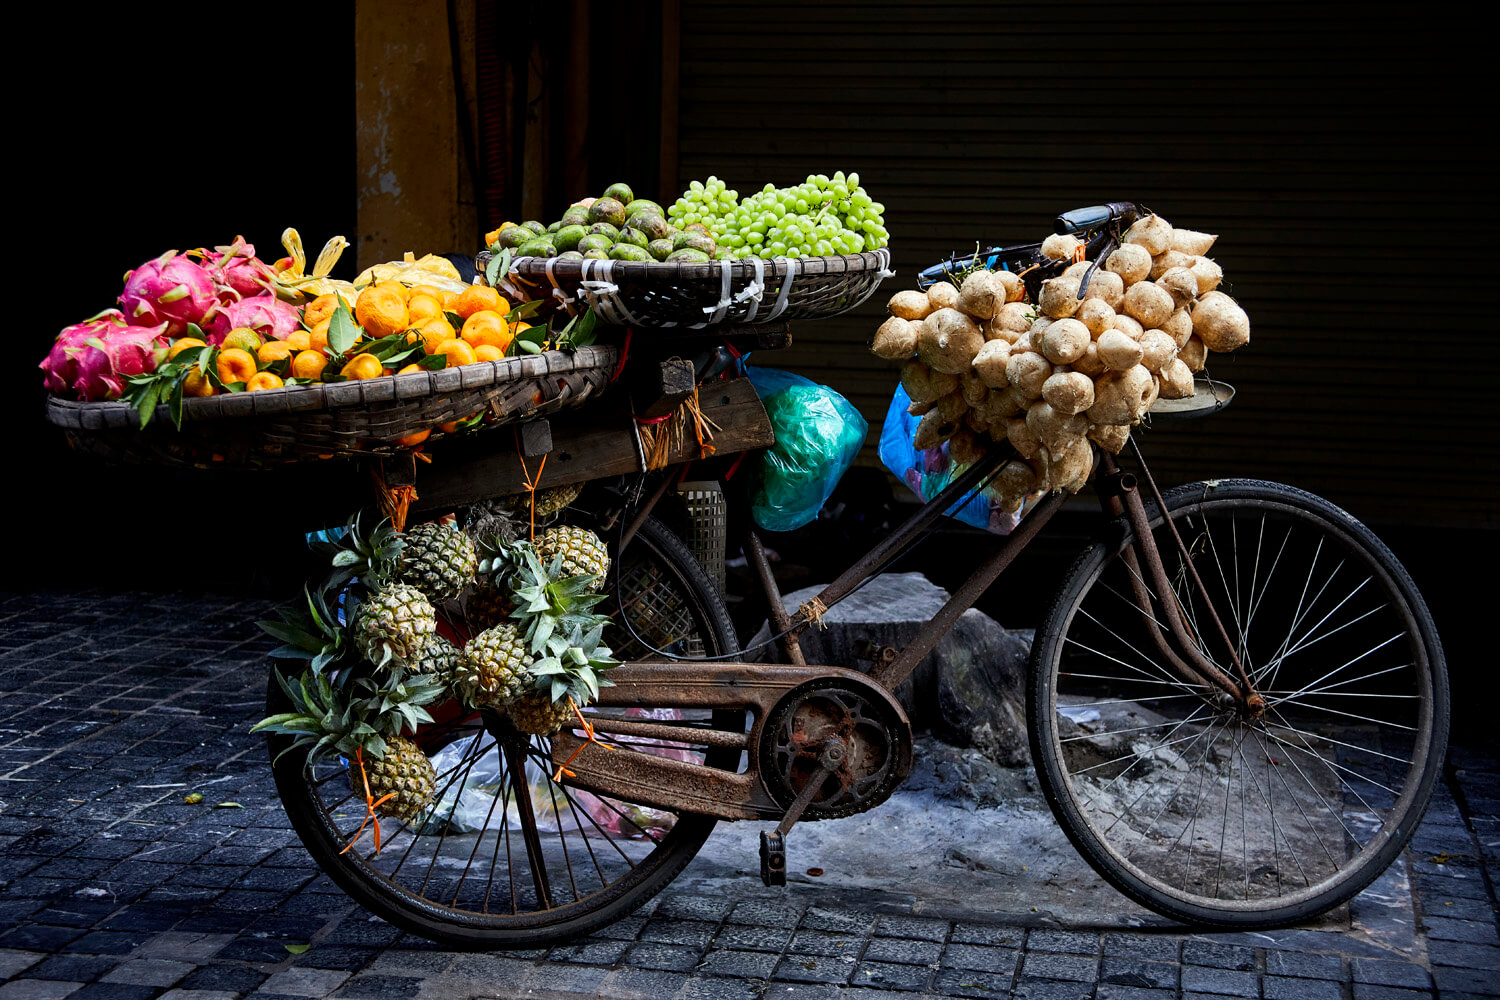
[609,243,654,262]
[497,227,533,250]
[629,212,671,241]
[587,197,627,228]
[666,248,711,263]
[554,224,588,253]
[587,222,620,241]
[603,182,634,205]
[577,234,614,254]
[672,231,716,255]
[557,250,584,261]
[561,205,590,228]
[517,239,558,258]
[647,238,674,261]
[581,248,611,260]
[626,198,663,218]
[616,226,650,249]
[521,220,547,236]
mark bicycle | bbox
[264,203,1450,947]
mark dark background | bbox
[11,3,1492,727]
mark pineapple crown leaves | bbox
[511,544,607,653]
[528,620,619,706]
[257,584,355,678]
[253,668,444,763]
[315,512,405,593]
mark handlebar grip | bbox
[1055,202,1139,235]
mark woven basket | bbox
[44,345,619,469]
[493,249,894,329]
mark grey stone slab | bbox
[1012,977,1096,1000]
[1180,940,1257,971]
[862,936,943,965]
[100,959,193,987]
[678,977,766,1000]
[132,933,235,965]
[623,940,703,972]
[712,923,792,953]
[547,937,631,965]
[941,944,1019,975]
[1022,952,1098,982]
[1101,934,1181,962]
[157,991,241,1000]
[1351,985,1435,1000]
[595,968,691,1000]
[1265,949,1345,980]
[0,950,45,980]
[949,923,1026,948]
[1179,966,1260,997]
[1352,958,1434,988]
[932,967,1022,999]
[1100,957,1179,990]
[1422,916,1500,946]
[853,958,933,990]
[652,895,733,923]
[798,907,874,935]
[1266,975,1345,1000]
[0,981,85,1000]
[1431,964,1500,996]
[727,901,805,927]
[256,968,352,998]
[638,918,717,949]
[1028,930,1101,956]
[873,916,949,943]
[1428,940,1500,971]
[773,953,855,985]
[787,931,862,958]
[333,973,422,998]
[699,947,778,979]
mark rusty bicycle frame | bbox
[544,434,1265,841]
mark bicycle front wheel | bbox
[269,515,741,949]
[1028,479,1449,928]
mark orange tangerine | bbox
[413,317,456,353]
[303,293,342,329]
[355,285,408,338]
[308,318,331,353]
[511,321,532,334]
[291,350,328,380]
[217,348,257,385]
[182,370,216,397]
[257,341,294,367]
[452,284,508,320]
[433,338,477,367]
[340,352,385,380]
[167,337,207,360]
[460,310,511,351]
[393,427,431,447]
[474,344,504,362]
[410,284,450,304]
[285,328,311,352]
[246,371,284,391]
[406,293,445,326]
[396,363,424,375]
[220,327,262,354]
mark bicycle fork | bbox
[1094,450,1264,717]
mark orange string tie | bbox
[513,429,549,543]
[1016,263,1040,279]
[551,697,617,782]
[341,747,397,856]
[1072,243,1088,263]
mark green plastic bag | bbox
[747,366,868,532]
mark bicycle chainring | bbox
[758,676,913,820]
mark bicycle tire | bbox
[1027,479,1449,928]
[267,515,741,949]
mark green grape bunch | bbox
[665,171,889,261]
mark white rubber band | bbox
[701,259,734,326]
[765,257,798,320]
[736,257,766,325]
[542,257,574,310]
[597,260,642,327]
[874,247,896,279]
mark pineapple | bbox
[253,669,445,820]
[411,633,461,691]
[454,622,530,708]
[361,735,437,820]
[505,620,620,735]
[400,520,477,602]
[315,512,405,591]
[461,531,520,630]
[533,483,583,517]
[353,583,437,671]
[534,525,610,589]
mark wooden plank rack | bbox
[407,375,774,514]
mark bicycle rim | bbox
[269,516,742,948]
[1029,480,1449,927]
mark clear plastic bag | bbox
[877,384,1022,535]
[747,366,868,532]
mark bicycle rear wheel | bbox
[1028,479,1449,927]
[268,515,741,948]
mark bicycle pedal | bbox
[759,830,787,887]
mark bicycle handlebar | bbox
[1054,202,1141,235]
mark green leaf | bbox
[167,374,186,430]
[285,943,311,955]
[485,248,511,288]
[419,353,447,370]
[516,340,542,354]
[443,310,464,328]
[510,298,543,320]
[328,302,361,355]
[214,801,244,809]
[183,792,203,804]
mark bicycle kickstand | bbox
[759,738,848,887]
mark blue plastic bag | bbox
[747,367,868,532]
[877,384,1021,535]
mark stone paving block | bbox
[639,919,718,948]
[61,984,161,999]
[294,946,378,971]
[652,895,733,923]
[1180,940,1257,971]
[1100,956,1179,990]
[1011,976,1095,1000]
[132,932,235,964]
[333,973,423,998]
[0,982,85,1000]
[699,947,779,979]
[1422,915,1500,945]
[1351,957,1434,988]
[873,916,949,943]
[174,965,268,995]
[1350,985,1436,1000]
[595,968,690,999]
[1179,965,1259,997]
[862,936,942,965]
[786,930,861,958]
[931,967,1019,999]
[1264,949,1342,980]
[1022,951,1097,982]
[1431,961,1500,995]
[157,991,240,1000]
[1429,939,1500,970]
[587,914,648,942]
[940,943,1019,975]
[678,978,766,1000]
[547,937,631,965]
[1095,986,1176,1000]
[99,959,193,987]
[624,940,703,972]
[23,956,117,985]
[1100,934,1180,962]
[257,968,351,998]
[712,923,792,953]
[62,931,153,957]
[948,922,1025,949]
[760,986,841,1000]
[798,906,874,935]
[0,926,83,952]
[853,959,933,991]
[0,949,45,979]
[1027,929,1101,956]
[1266,974,1345,1000]
[727,900,805,927]
[773,953,855,985]
[1422,896,1497,922]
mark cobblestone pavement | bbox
[2,590,1497,1000]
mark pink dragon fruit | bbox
[40,312,169,401]
[195,236,278,303]
[40,310,127,396]
[206,293,303,345]
[119,250,220,337]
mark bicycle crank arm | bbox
[550,660,912,822]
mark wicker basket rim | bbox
[44,344,620,431]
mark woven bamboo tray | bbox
[44,346,619,469]
[493,249,894,329]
